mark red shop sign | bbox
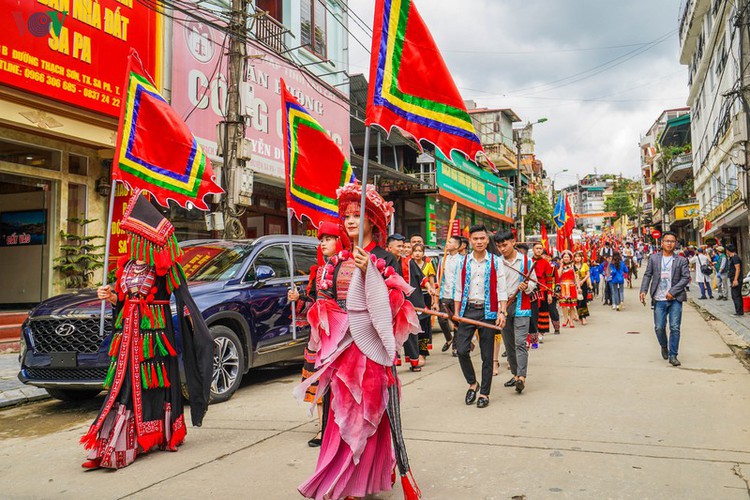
[0,0,159,117]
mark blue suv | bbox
[18,235,318,403]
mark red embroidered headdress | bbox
[336,182,394,247]
[120,191,184,290]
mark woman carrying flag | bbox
[81,193,213,469]
[295,182,421,500]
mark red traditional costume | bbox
[80,193,213,469]
[296,183,421,500]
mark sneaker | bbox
[612,305,616,310]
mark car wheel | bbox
[45,388,101,401]
[209,325,245,403]
[743,282,750,297]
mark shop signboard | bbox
[425,196,436,246]
[0,210,46,246]
[435,152,512,221]
[170,16,350,180]
[706,190,742,222]
[672,203,699,221]
[0,0,159,117]
[108,181,132,271]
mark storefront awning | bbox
[350,153,432,187]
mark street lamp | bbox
[551,168,569,197]
[514,118,548,241]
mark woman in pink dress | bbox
[296,183,421,500]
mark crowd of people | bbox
[85,185,746,500]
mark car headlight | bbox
[18,333,27,363]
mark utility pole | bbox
[220,0,248,238]
[514,131,524,241]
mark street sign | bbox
[651,229,662,239]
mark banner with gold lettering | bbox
[0,0,159,116]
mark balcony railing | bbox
[254,12,286,54]
[482,143,517,170]
[643,202,653,212]
[406,171,436,189]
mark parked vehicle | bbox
[18,235,319,403]
[743,270,750,297]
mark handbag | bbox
[576,288,584,301]
[699,255,713,275]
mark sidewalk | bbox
[0,353,48,408]
[687,280,750,344]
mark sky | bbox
[345,0,689,189]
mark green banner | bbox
[435,151,512,218]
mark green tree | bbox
[604,178,638,220]
[523,188,553,234]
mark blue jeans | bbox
[609,282,624,306]
[653,300,683,356]
[698,281,713,298]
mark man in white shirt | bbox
[690,247,714,299]
[494,230,538,394]
[437,235,461,354]
[453,225,508,408]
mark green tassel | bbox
[103,359,116,389]
[150,307,156,329]
[156,362,164,388]
[154,329,168,357]
[142,333,150,359]
[114,308,123,328]
[149,245,155,266]
[141,363,148,389]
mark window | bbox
[293,244,318,277]
[256,0,282,22]
[0,139,60,171]
[69,153,88,175]
[246,245,290,281]
[301,0,327,58]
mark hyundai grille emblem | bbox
[55,323,76,337]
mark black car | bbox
[18,235,318,403]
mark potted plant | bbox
[53,217,105,289]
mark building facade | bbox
[679,0,749,258]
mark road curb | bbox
[0,387,50,409]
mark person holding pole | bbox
[453,225,508,408]
[81,193,213,469]
[494,230,537,394]
[437,235,462,355]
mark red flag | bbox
[112,49,222,210]
[366,0,492,169]
[541,224,550,254]
[563,194,576,235]
[556,228,566,253]
[281,80,355,228]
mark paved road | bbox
[1,274,750,499]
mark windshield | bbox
[181,242,254,282]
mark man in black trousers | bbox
[727,244,744,316]
[453,225,507,408]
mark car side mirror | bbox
[254,265,276,286]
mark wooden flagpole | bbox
[357,126,372,248]
[98,179,118,337]
[286,208,297,340]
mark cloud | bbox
[346,0,689,180]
